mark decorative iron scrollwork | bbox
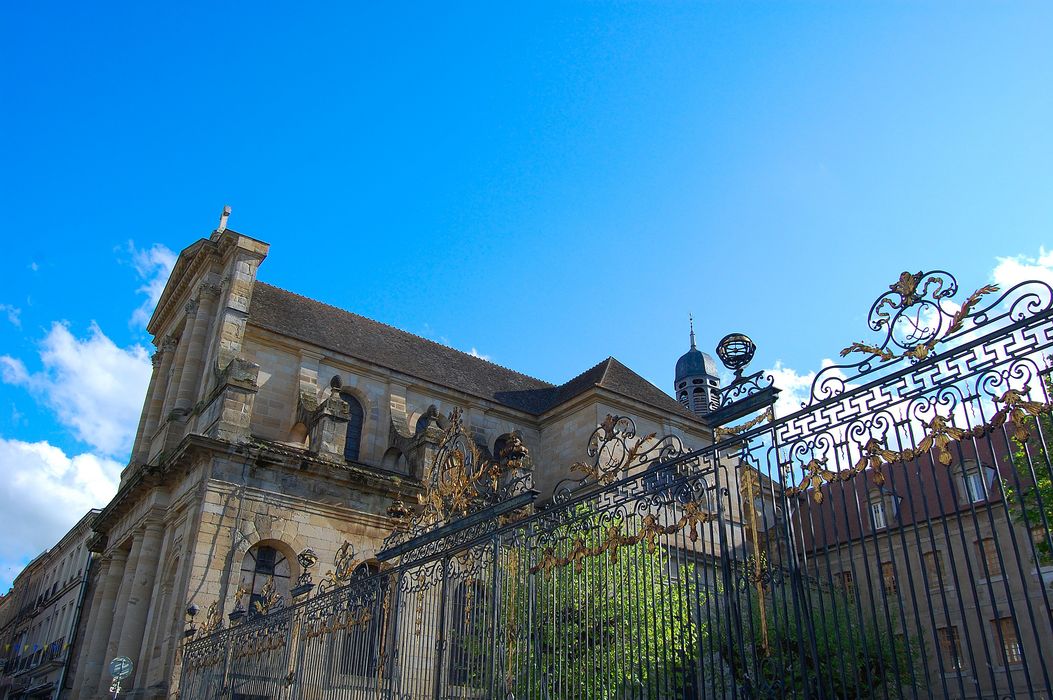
[714,408,774,439]
[530,502,715,576]
[200,600,222,635]
[785,388,1053,502]
[291,548,317,598]
[841,270,999,363]
[714,333,777,411]
[252,576,284,616]
[382,408,535,550]
[795,268,1053,410]
[552,415,689,500]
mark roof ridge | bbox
[597,356,616,385]
[254,282,554,387]
[553,355,613,389]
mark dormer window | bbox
[869,489,899,531]
[870,500,888,530]
[957,460,996,505]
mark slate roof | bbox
[249,283,701,423]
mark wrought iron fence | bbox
[180,270,1053,699]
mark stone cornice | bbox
[94,433,418,537]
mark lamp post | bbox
[182,604,199,641]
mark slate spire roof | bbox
[249,282,701,423]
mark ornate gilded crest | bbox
[200,600,222,635]
[318,541,361,593]
[252,576,283,616]
[552,414,689,499]
[841,270,998,363]
[382,408,535,550]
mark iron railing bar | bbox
[926,439,1002,695]
[883,419,938,700]
[952,432,1031,695]
[831,476,876,698]
[880,448,930,698]
[977,409,1050,695]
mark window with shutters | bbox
[937,626,964,670]
[924,550,944,589]
[992,617,1023,666]
[975,537,1001,578]
[870,500,888,530]
[881,561,897,593]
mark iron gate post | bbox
[384,570,404,700]
[432,556,450,700]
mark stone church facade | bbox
[63,224,717,699]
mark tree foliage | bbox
[1005,369,1053,565]
[719,584,921,699]
[502,506,703,700]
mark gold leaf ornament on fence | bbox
[786,388,1053,500]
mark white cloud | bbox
[28,262,38,272]
[765,358,846,416]
[0,437,120,591]
[0,304,21,327]
[0,322,151,458]
[468,347,491,361]
[992,247,1053,290]
[127,242,176,328]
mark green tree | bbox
[498,506,704,700]
[720,584,921,699]
[1005,372,1053,565]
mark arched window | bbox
[239,544,291,615]
[343,393,365,462]
[381,447,410,475]
[341,562,383,676]
[692,388,709,414]
[493,434,511,462]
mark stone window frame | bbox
[991,616,1024,666]
[341,391,366,463]
[955,459,996,505]
[239,541,293,615]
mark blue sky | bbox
[1,2,1051,589]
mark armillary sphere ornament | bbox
[716,333,756,375]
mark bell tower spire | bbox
[674,316,720,417]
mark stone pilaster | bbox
[157,501,201,697]
[132,522,173,692]
[78,550,126,698]
[138,336,177,464]
[171,299,202,413]
[160,311,194,419]
[118,522,164,688]
[98,536,143,695]
[214,241,267,371]
[129,350,164,468]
